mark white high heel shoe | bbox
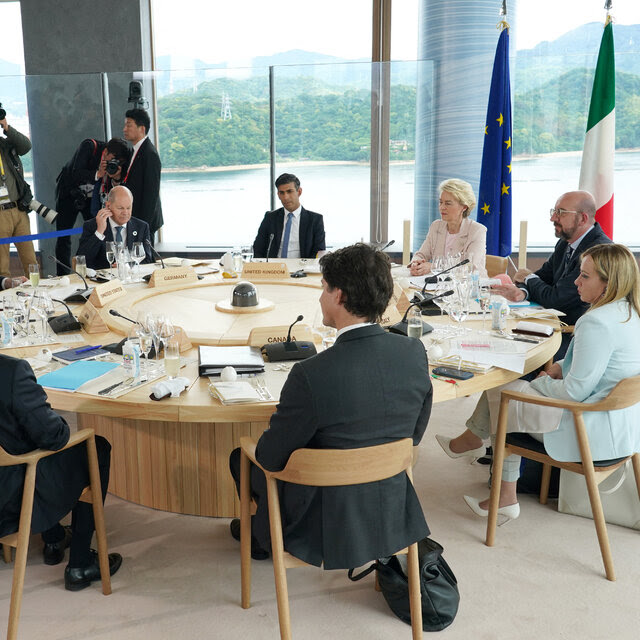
[435,434,486,463]
[463,495,520,526]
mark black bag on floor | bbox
[348,537,459,631]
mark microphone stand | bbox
[48,255,93,303]
[389,290,454,336]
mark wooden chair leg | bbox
[85,435,112,596]
[406,543,423,640]
[539,463,552,505]
[7,464,37,640]
[632,453,640,501]
[486,396,510,546]
[266,476,292,640]
[2,544,11,563]
[240,450,252,609]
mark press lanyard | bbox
[0,153,5,181]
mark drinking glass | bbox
[241,245,253,263]
[478,284,491,330]
[28,264,40,289]
[126,249,137,282]
[32,292,52,342]
[136,321,153,379]
[164,337,181,379]
[321,327,337,350]
[132,242,145,282]
[159,317,175,352]
[406,305,423,339]
[105,241,117,278]
[232,247,243,274]
[75,255,87,279]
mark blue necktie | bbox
[115,226,123,244]
[281,213,293,258]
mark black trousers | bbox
[41,435,111,567]
[54,196,93,275]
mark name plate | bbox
[88,279,126,308]
[241,262,290,279]
[148,266,199,287]
[391,282,411,314]
[248,324,314,347]
[380,305,403,327]
[78,300,109,334]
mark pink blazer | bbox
[414,218,487,276]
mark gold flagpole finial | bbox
[604,1,613,27]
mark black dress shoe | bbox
[43,526,72,566]
[230,518,269,560]
[64,550,123,592]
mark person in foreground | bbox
[437,243,640,523]
[410,178,487,277]
[77,185,152,270]
[229,243,433,567]
[0,354,122,590]
[252,173,326,259]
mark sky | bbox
[2,1,640,67]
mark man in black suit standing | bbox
[491,190,611,359]
[253,173,326,259]
[122,108,163,242]
[229,244,432,568]
[77,185,152,270]
[0,354,122,591]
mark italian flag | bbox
[579,18,615,239]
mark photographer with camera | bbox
[0,106,38,279]
[90,138,132,216]
[54,137,131,275]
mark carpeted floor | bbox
[2,395,639,639]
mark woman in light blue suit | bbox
[439,243,640,523]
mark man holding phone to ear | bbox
[76,185,152,270]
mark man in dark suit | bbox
[253,173,326,259]
[122,108,163,241]
[492,190,611,359]
[0,354,122,591]
[77,185,152,270]
[229,243,432,568]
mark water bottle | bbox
[470,268,480,300]
[1,312,11,347]
[122,339,141,380]
[407,306,423,339]
[490,296,509,331]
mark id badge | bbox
[0,185,9,199]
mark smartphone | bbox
[432,366,474,380]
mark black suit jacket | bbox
[123,138,163,235]
[523,222,612,356]
[77,216,152,270]
[253,207,326,259]
[254,324,433,569]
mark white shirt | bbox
[127,136,147,171]
[336,322,374,339]
[95,218,128,244]
[278,206,301,259]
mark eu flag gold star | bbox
[496,113,503,126]
[481,203,490,215]
[507,163,512,173]
[484,125,488,135]
[504,137,511,149]
[501,183,510,195]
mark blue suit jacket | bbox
[76,216,152,270]
[253,206,326,259]
[531,300,640,462]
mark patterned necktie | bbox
[115,226,124,244]
[281,212,293,258]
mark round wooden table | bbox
[36,266,561,518]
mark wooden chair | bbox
[485,254,508,277]
[486,376,640,581]
[0,428,112,640]
[239,437,423,639]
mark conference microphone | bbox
[145,238,165,269]
[48,255,93,303]
[109,308,138,324]
[104,309,157,358]
[266,233,275,262]
[48,297,82,333]
[421,258,470,291]
[379,239,395,252]
[388,290,454,336]
[261,314,317,362]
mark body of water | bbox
[159,152,640,251]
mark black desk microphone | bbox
[261,314,317,362]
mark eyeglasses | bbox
[549,208,580,220]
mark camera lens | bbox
[105,158,120,175]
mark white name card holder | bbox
[148,266,199,288]
[241,262,290,280]
[88,279,127,308]
[248,324,315,347]
[78,300,109,334]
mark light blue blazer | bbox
[530,299,640,462]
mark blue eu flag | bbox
[478,28,512,257]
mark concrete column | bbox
[413,0,517,251]
[19,0,155,273]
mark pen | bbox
[75,345,102,354]
[431,374,457,385]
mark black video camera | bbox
[0,102,6,120]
